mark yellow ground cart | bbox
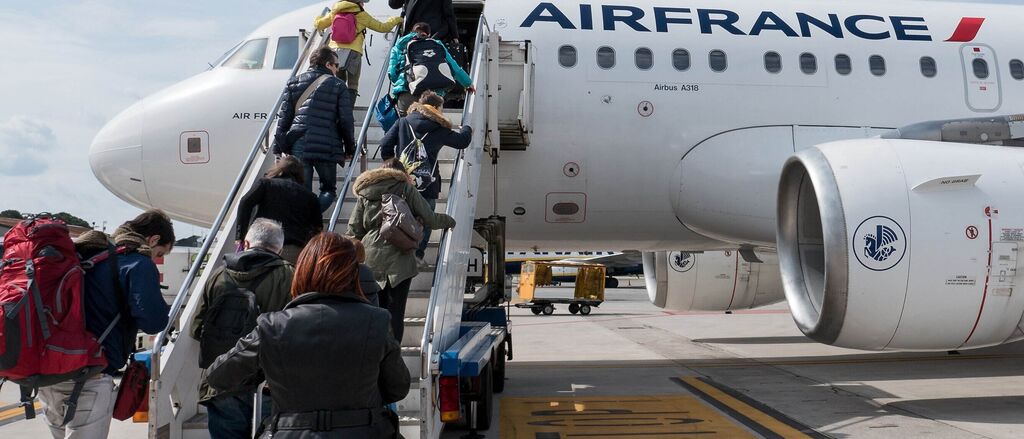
[516,261,605,316]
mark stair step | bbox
[399,413,422,425]
[402,317,427,347]
[183,413,208,430]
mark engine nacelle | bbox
[777,138,1024,351]
[643,251,783,311]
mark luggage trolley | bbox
[515,260,605,316]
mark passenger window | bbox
[672,49,691,71]
[800,53,817,74]
[919,56,937,78]
[709,50,727,72]
[869,55,886,76]
[635,48,653,70]
[597,46,615,69]
[835,54,852,75]
[273,37,300,70]
[973,58,990,79]
[764,51,782,73]
[222,38,269,70]
[1011,60,1024,80]
[558,45,577,68]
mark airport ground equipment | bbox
[145,13,512,439]
[516,261,605,316]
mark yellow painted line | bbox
[501,395,757,438]
[681,377,811,439]
[0,402,42,422]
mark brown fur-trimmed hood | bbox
[353,167,410,197]
[408,103,452,129]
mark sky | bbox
[0,0,316,239]
[0,0,1015,240]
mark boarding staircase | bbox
[147,16,498,439]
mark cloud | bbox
[0,116,57,176]
[0,0,313,236]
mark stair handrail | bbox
[419,15,491,381]
[327,31,402,232]
[150,28,325,383]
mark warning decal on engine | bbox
[946,275,977,286]
[1000,228,1024,242]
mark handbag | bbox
[375,94,400,133]
[111,355,149,421]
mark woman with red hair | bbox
[208,232,410,438]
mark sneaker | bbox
[416,256,431,271]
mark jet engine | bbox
[777,135,1024,351]
[643,250,783,311]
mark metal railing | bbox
[149,27,324,402]
[420,10,491,392]
[327,31,401,231]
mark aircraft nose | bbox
[90,102,151,208]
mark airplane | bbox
[503,251,643,285]
[90,0,1024,353]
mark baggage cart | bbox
[515,261,605,315]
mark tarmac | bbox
[3,285,1024,438]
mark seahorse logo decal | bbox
[669,252,695,273]
[853,216,907,271]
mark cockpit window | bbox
[209,41,243,70]
[274,37,300,70]
[222,38,269,70]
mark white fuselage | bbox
[90,0,1024,252]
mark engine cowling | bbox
[644,251,783,311]
[777,138,1024,351]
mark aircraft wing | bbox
[558,251,643,269]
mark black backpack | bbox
[405,37,456,96]
[400,123,437,192]
[197,271,267,368]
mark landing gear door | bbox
[960,44,1001,112]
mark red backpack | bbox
[0,218,115,425]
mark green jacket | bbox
[190,248,294,402]
[348,168,455,287]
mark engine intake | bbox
[777,138,1024,350]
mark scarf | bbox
[111,224,153,257]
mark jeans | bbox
[416,198,437,259]
[302,159,338,213]
[207,393,273,439]
[39,374,116,439]
[379,278,412,343]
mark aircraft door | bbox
[960,44,1001,112]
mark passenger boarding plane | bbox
[91,0,1024,352]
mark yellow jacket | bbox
[314,1,402,53]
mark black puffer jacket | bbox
[208,292,409,438]
[273,66,356,164]
[390,0,459,41]
[380,103,472,199]
[236,176,322,246]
